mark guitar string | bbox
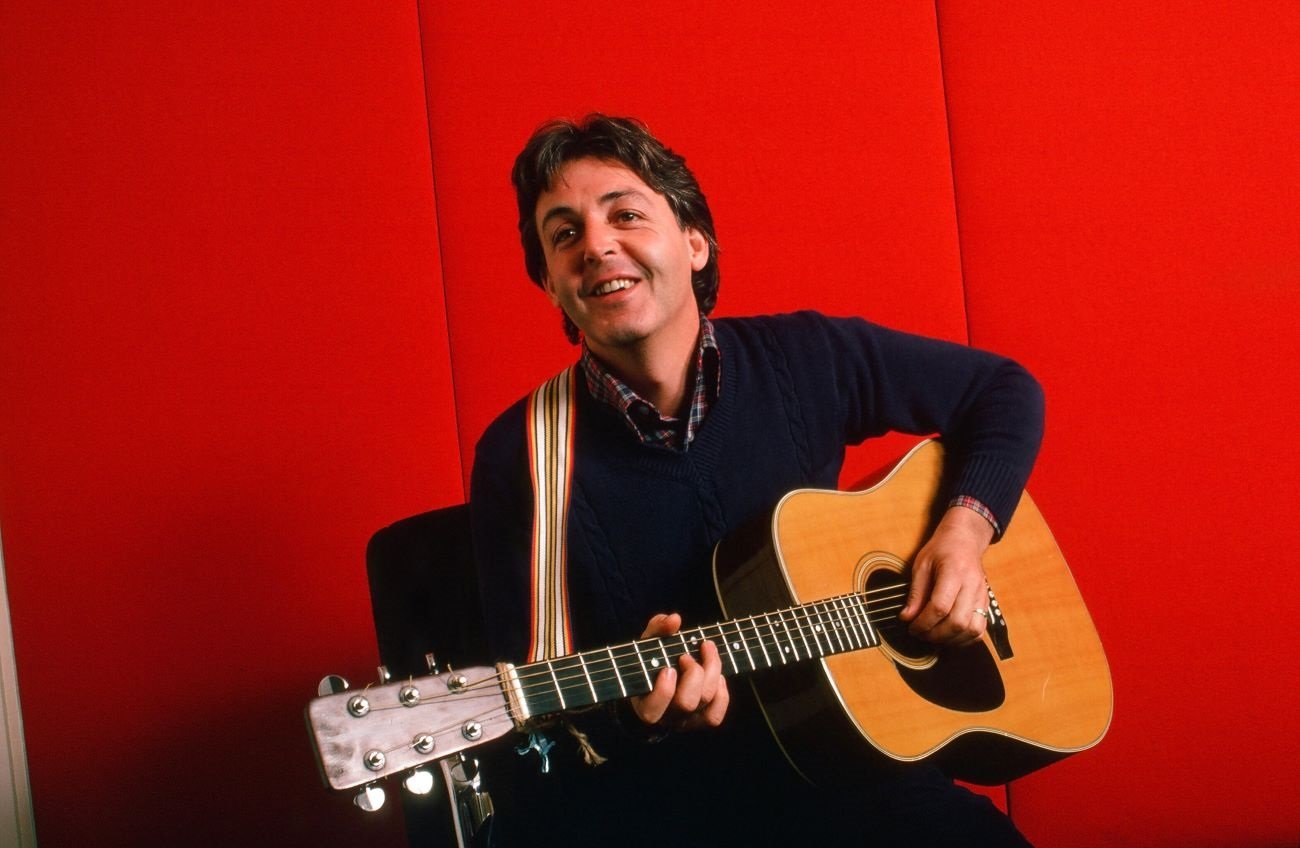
[413,588,910,707]
[366,595,920,758]
[372,588,913,724]
[501,589,912,699]
[403,588,912,711]
[360,590,943,759]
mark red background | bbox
[1,2,1296,845]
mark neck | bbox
[588,318,700,417]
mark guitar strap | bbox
[525,365,577,663]
[522,366,609,770]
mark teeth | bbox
[592,278,635,296]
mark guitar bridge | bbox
[985,585,1013,660]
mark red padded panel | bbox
[939,3,1300,845]
[418,1,970,491]
[1,3,456,844]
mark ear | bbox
[686,227,709,273]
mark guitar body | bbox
[713,440,1112,785]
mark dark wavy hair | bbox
[511,114,720,344]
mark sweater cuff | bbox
[948,495,1002,538]
[950,453,1031,539]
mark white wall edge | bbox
[0,525,37,848]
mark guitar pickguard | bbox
[860,557,1006,713]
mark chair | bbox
[366,504,496,847]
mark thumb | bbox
[640,612,682,639]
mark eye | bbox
[551,225,577,246]
[614,210,641,223]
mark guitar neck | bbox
[511,587,900,718]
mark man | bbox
[470,115,1042,845]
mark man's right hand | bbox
[628,612,729,731]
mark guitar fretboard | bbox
[514,590,894,717]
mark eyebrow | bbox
[538,188,651,231]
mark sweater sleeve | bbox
[771,312,1045,532]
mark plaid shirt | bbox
[579,315,1000,534]
[580,316,721,453]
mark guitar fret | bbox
[631,640,654,692]
[828,601,849,652]
[854,594,878,645]
[824,601,847,653]
[722,619,754,671]
[834,597,861,650]
[842,595,863,650]
[788,607,811,658]
[576,653,598,703]
[731,620,756,670]
[607,646,627,697]
[776,609,799,661]
[807,605,827,656]
[827,598,850,649]
[547,661,566,710]
[660,640,673,671]
[763,613,787,665]
[712,624,739,674]
[847,596,870,647]
[749,616,773,667]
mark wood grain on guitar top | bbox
[714,439,1112,786]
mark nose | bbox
[581,221,616,264]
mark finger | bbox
[639,612,682,639]
[927,580,988,644]
[909,573,959,637]
[672,651,705,714]
[694,677,729,729]
[900,557,933,622]
[696,639,722,704]
[951,607,989,647]
[631,666,676,725]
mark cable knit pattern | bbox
[468,311,1044,844]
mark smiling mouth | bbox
[586,278,637,297]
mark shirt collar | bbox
[579,315,720,451]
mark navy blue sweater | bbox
[468,312,1043,842]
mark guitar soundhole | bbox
[866,569,933,664]
[865,568,1006,713]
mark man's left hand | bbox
[898,505,995,647]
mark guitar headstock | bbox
[305,665,513,795]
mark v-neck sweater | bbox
[470,311,1044,664]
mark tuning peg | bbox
[377,665,392,683]
[424,651,439,673]
[403,768,436,796]
[353,783,386,812]
[317,675,349,696]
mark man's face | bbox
[534,158,708,361]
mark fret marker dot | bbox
[650,658,661,668]
[732,642,741,651]
[814,625,823,632]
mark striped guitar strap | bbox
[525,366,577,663]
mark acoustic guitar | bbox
[307,440,1111,811]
